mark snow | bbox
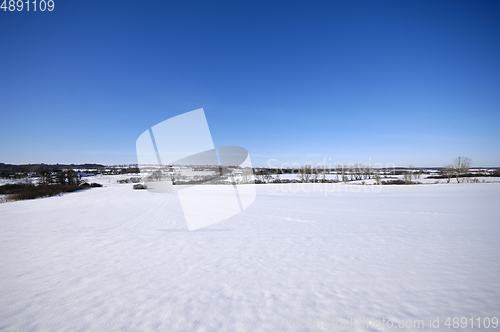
[0,180,499,331]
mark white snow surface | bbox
[0,180,499,331]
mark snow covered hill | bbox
[0,181,499,331]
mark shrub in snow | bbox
[1,184,82,201]
[133,184,147,190]
[381,179,408,185]
[118,177,141,184]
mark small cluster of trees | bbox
[442,157,472,183]
[254,168,274,183]
[117,177,142,184]
[104,166,140,175]
[0,169,103,201]
[241,167,254,183]
[334,164,374,182]
[251,164,380,184]
[45,169,83,186]
[296,164,379,183]
[251,156,477,185]
[402,165,423,184]
[253,164,382,184]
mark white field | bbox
[0,177,499,331]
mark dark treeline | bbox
[0,166,106,201]
[0,163,139,178]
[0,163,104,171]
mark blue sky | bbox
[1,0,499,167]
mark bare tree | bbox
[353,164,363,180]
[297,164,313,183]
[275,173,281,183]
[334,164,341,182]
[56,169,82,186]
[264,174,273,183]
[442,165,454,183]
[403,165,414,184]
[56,170,66,185]
[452,157,471,183]
[170,169,182,184]
[312,168,321,183]
[363,165,372,180]
[403,172,411,184]
[40,169,51,185]
[241,167,253,184]
[347,165,354,181]
[254,169,266,183]
[340,164,348,182]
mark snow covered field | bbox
[0,179,499,331]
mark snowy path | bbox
[0,183,499,331]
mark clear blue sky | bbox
[1,0,499,167]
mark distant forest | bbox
[0,163,138,178]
